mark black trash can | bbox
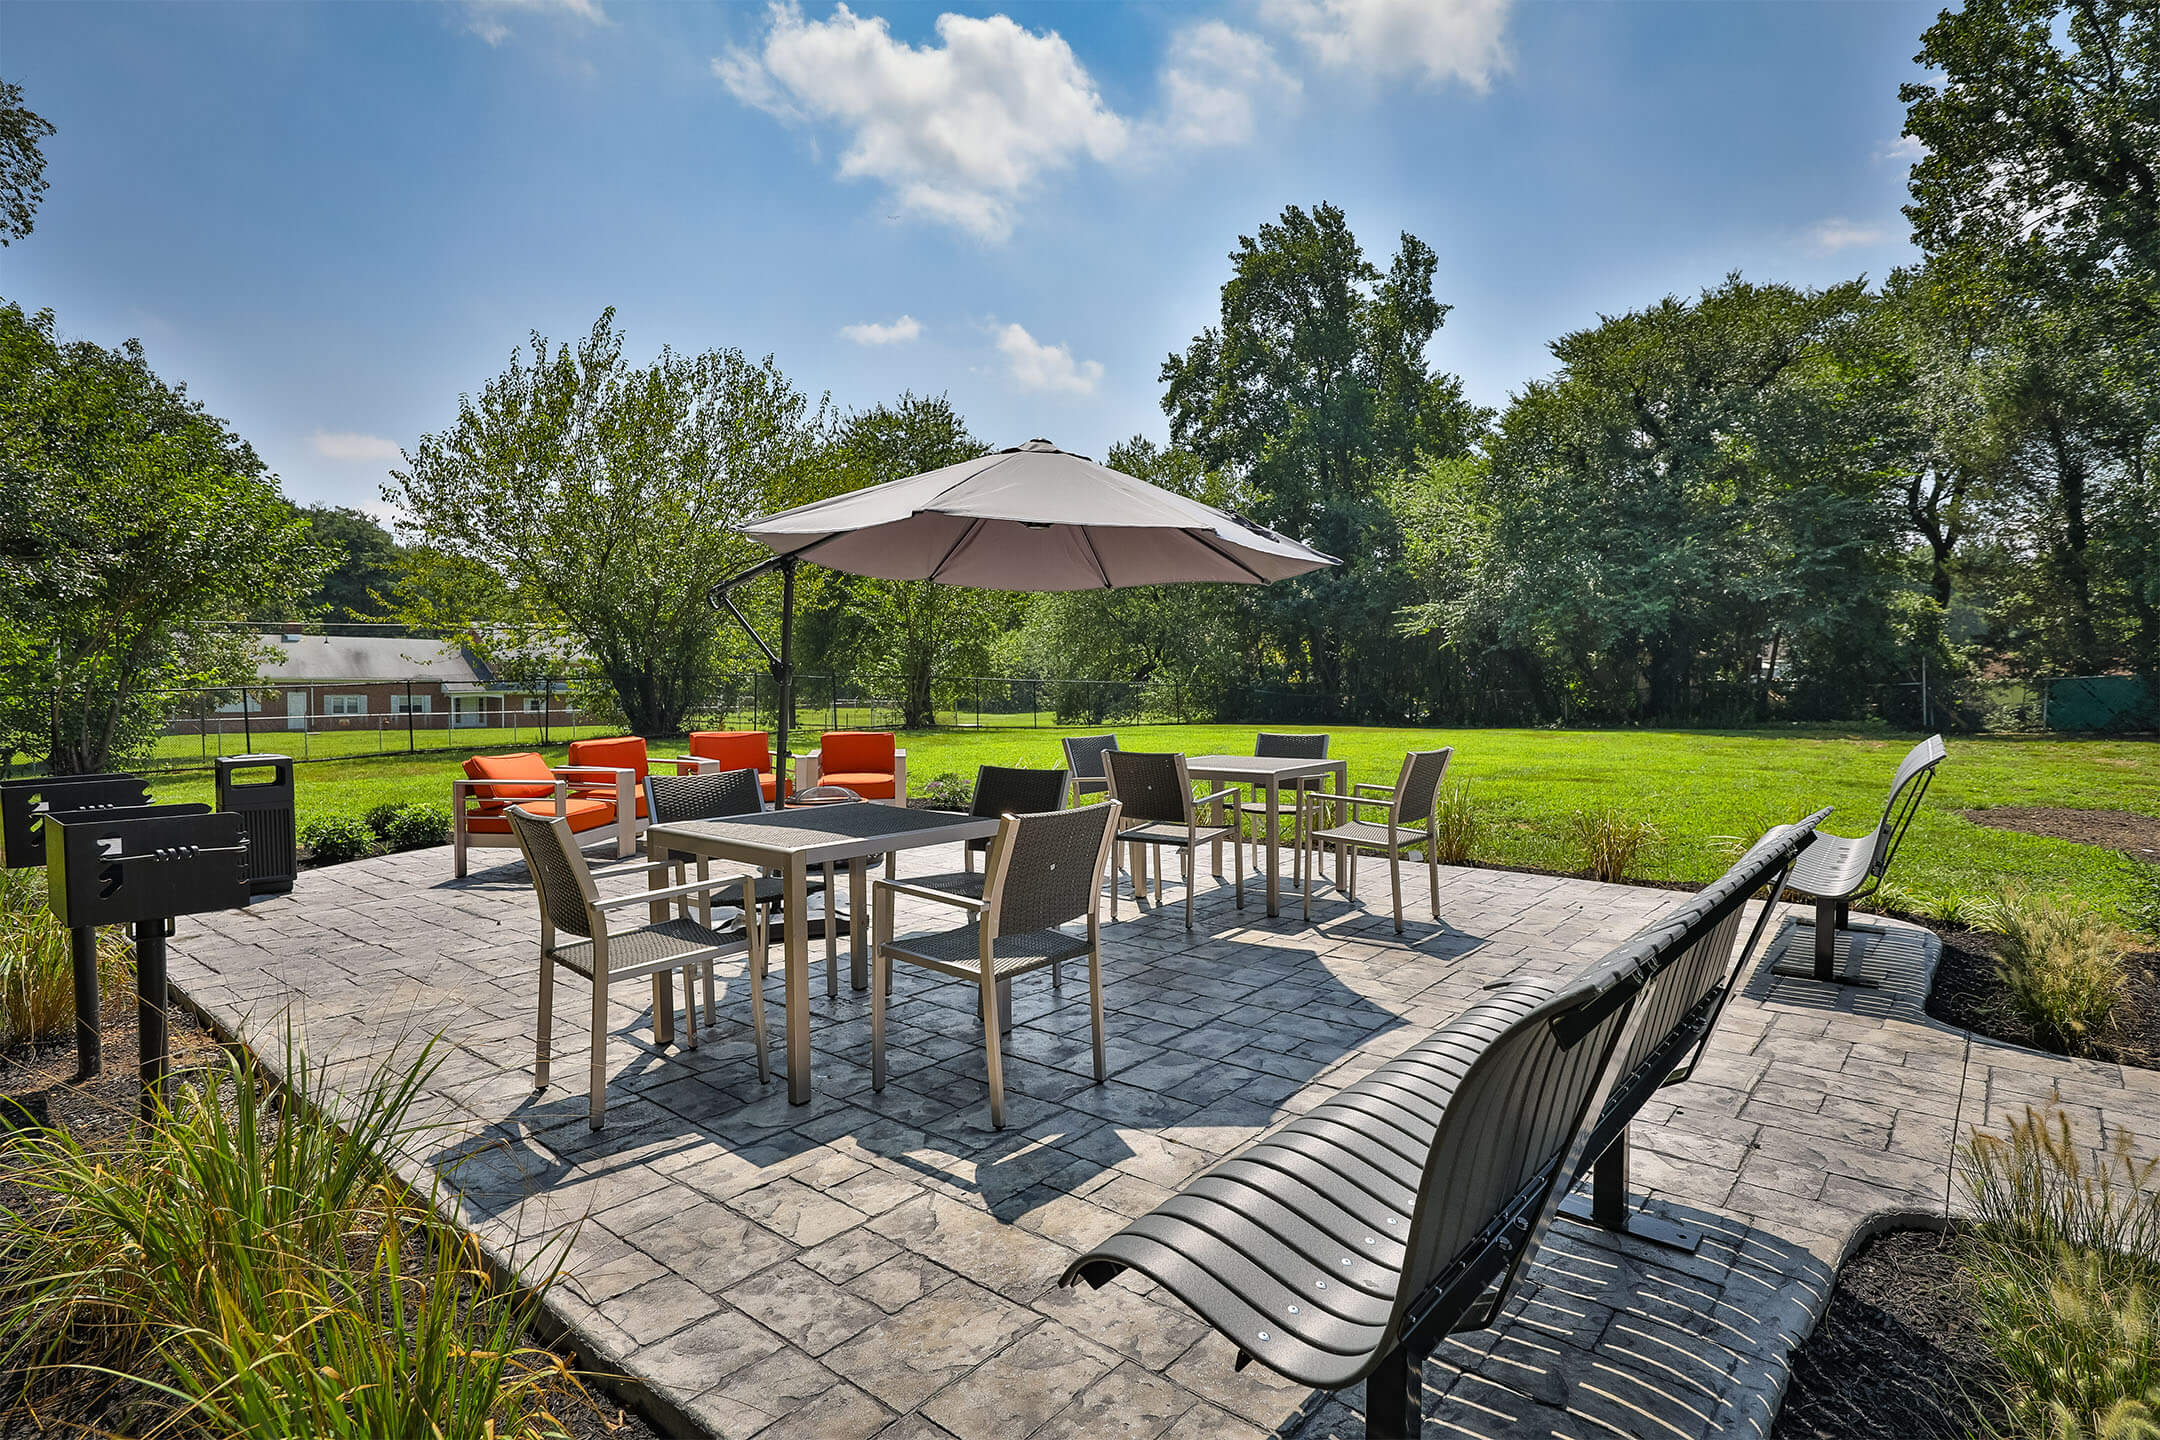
[214,754,296,896]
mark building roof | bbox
[259,634,488,685]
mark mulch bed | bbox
[1772,1227,2005,1440]
[0,998,656,1440]
[1925,923,2160,1070]
[1961,804,2160,860]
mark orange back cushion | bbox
[689,731,773,773]
[821,731,895,774]
[568,736,649,779]
[464,752,555,801]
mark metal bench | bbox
[1772,734,1944,984]
[1058,815,1822,1440]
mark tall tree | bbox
[1469,276,1907,721]
[0,304,327,772]
[821,394,998,728]
[388,309,827,735]
[0,79,55,245]
[1162,202,1487,717]
[291,504,404,621]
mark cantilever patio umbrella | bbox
[710,438,1338,801]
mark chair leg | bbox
[825,861,840,1000]
[681,964,699,1049]
[703,949,718,1027]
[1154,850,1164,907]
[1110,846,1121,922]
[1051,956,1061,988]
[588,971,608,1130]
[870,946,889,1091]
[748,931,770,1086]
[1087,947,1106,1083]
[1429,849,1440,920]
[535,955,553,1090]
[1184,857,1193,930]
[1303,834,1314,923]
[1232,831,1242,910]
[980,971,1007,1129]
[1390,854,1404,934]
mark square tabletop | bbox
[1184,754,1344,784]
[648,804,1001,868]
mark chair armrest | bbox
[553,765,634,779]
[455,778,570,813]
[1309,793,1397,818]
[1194,787,1242,808]
[874,878,986,914]
[668,756,721,774]
[1353,782,1397,796]
[593,877,745,911]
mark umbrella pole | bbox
[776,557,796,809]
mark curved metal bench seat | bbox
[1782,734,1944,981]
[1061,813,1823,1437]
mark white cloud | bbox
[310,431,403,463]
[463,0,605,46]
[1154,22,1298,150]
[1807,218,1888,254]
[840,315,923,346]
[716,3,1127,241]
[1260,0,1512,91]
[994,323,1102,395]
[1879,134,1926,163]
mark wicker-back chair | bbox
[1102,751,1243,929]
[870,803,1123,1128]
[1061,734,1120,800]
[504,804,762,1127]
[1304,747,1453,933]
[963,765,1069,871]
[1238,732,1331,866]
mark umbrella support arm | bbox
[709,555,799,807]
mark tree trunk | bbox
[2045,415,2101,669]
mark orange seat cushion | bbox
[820,732,895,775]
[568,736,650,779]
[688,732,789,798]
[465,798,618,835]
[817,771,896,800]
[464,752,556,811]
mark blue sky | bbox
[6,0,1933,515]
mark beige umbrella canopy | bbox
[740,439,1335,589]
[713,439,1338,801]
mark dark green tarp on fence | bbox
[2046,675,2157,732]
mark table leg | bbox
[824,861,840,999]
[1211,793,1226,879]
[648,858,675,1045]
[1332,764,1349,890]
[785,857,811,1104]
[1265,782,1281,918]
[849,858,869,991]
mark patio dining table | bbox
[645,803,1001,1103]
[1184,754,1349,918]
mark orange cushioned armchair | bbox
[678,730,791,803]
[565,736,657,822]
[452,751,640,878]
[795,731,907,805]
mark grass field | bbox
[143,723,2156,920]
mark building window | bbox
[392,696,432,714]
[521,696,544,712]
[326,694,366,716]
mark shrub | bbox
[299,814,377,866]
[0,1033,590,1439]
[919,771,974,810]
[363,801,404,835]
[1961,1106,2160,1440]
[373,801,449,851]
[0,868,130,1047]
[1566,805,1658,883]
[1431,785,1481,866]
[1980,890,2128,1055]
[2123,859,2160,943]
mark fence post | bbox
[831,676,838,734]
[406,681,415,752]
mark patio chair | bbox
[795,732,907,805]
[1777,733,1946,983]
[1058,815,1820,1440]
[1302,748,1453,933]
[503,804,761,1129]
[960,766,1070,874]
[1061,734,1119,801]
[870,802,1122,1129]
[452,751,638,878]
[1103,751,1242,930]
[678,730,789,803]
[1237,732,1330,868]
[564,735,658,826]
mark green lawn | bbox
[150,724,2157,920]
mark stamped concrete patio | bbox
[165,837,2160,1440]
